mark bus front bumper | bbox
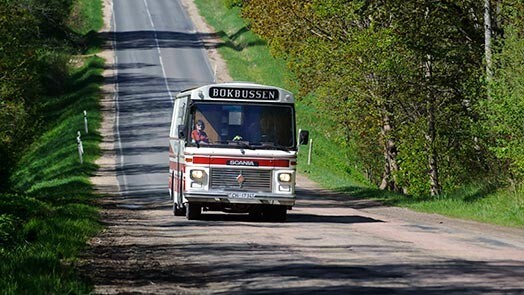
[184,191,296,206]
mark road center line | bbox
[143,0,175,103]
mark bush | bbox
[226,0,244,8]
[0,214,19,247]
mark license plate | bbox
[228,192,256,199]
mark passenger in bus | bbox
[191,120,209,144]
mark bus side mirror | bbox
[178,124,186,139]
[299,130,309,145]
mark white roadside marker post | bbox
[308,138,313,165]
[84,110,88,134]
[77,131,84,164]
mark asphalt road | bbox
[113,0,213,200]
[84,0,524,294]
[85,175,524,294]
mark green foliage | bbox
[0,0,104,292]
[0,101,31,189]
[195,0,364,187]
[0,55,103,295]
[243,0,492,197]
[295,94,369,188]
[196,0,523,227]
[0,214,19,247]
[0,1,42,187]
[67,0,103,35]
[225,0,243,8]
[0,0,103,191]
[194,0,291,89]
[485,1,524,183]
[0,0,41,101]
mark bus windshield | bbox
[189,102,296,150]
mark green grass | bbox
[0,55,104,294]
[68,0,105,54]
[396,186,524,228]
[68,0,104,35]
[0,199,99,280]
[0,0,105,293]
[194,0,524,228]
[194,0,293,89]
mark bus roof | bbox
[177,82,295,104]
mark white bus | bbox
[169,82,308,221]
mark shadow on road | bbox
[192,212,383,224]
[81,233,524,295]
[296,186,386,210]
[100,29,264,52]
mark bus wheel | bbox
[265,205,287,222]
[186,203,201,220]
[169,171,175,200]
[173,202,185,216]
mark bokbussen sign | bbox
[209,87,279,100]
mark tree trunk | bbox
[426,102,441,196]
[484,0,493,83]
[379,108,400,192]
[424,56,442,197]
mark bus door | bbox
[170,95,189,205]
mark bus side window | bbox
[171,96,189,139]
[170,99,180,138]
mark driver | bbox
[191,120,209,144]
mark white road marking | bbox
[143,0,175,102]
[112,2,127,196]
[112,0,215,197]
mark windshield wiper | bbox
[258,143,291,152]
[235,141,255,150]
[198,140,290,151]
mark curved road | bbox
[82,0,524,294]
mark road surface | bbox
[80,0,524,294]
[112,0,214,200]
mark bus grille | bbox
[210,168,272,192]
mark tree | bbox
[0,0,75,191]
[0,0,40,189]
[244,0,410,191]
[485,0,524,185]
[244,0,489,196]
[389,0,485,196]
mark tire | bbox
[264,205,287,222]
[186,203,201,220]
[173,202,185,216]
[169,171,175,200]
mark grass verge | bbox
[0,55,104,294]
[0,0,105,293]
[194,0,524,228]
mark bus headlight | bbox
[278,173,292,183]
[190,169,206,182]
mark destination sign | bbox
[209,87,279,100]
